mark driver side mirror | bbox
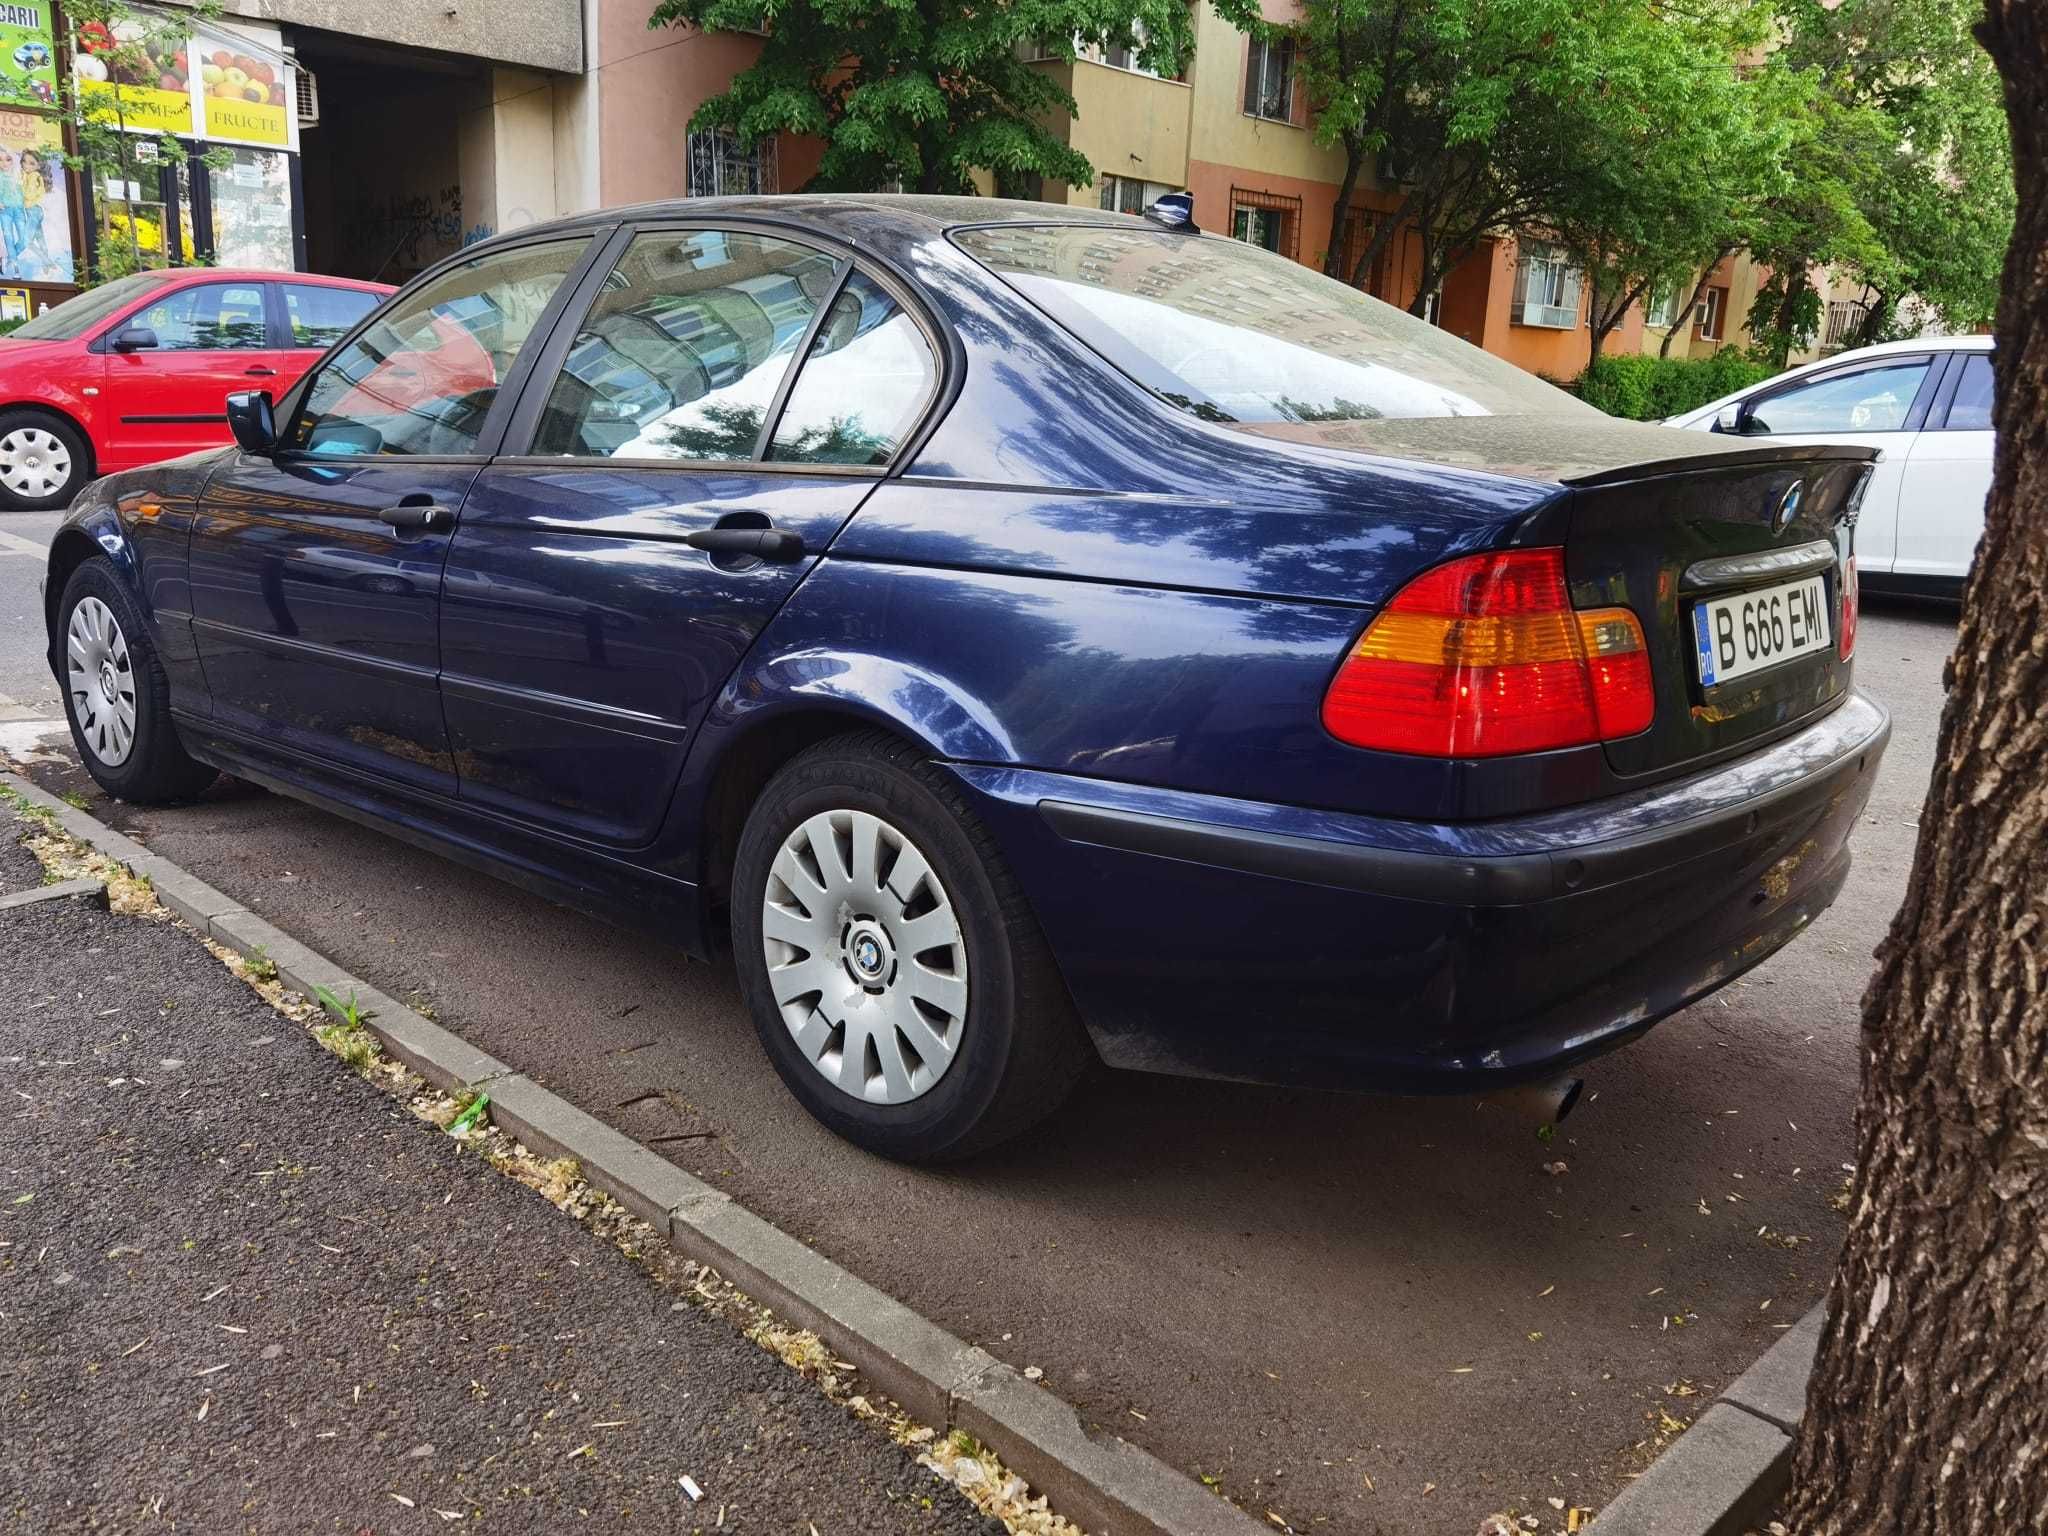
[225,390,278,455]
[109,325,159,353]
[1712,402,1765,436]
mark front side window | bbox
[529,229,840,461]
[282,283,381,350]
[1511,242,1580,329]
[286,237,589,458]
[128,282,269,350]
[688,129,778,197]
[1243,36,1294,120]
[1747,359,1932,435]
[956,223,1583,429]
[770,271,936,466]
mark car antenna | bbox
[1143,193,1198,234]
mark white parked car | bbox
[1667,336,1992,595]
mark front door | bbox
[440,227,941,846]
[1728,352,1941,576]
[97,279,286,471]
[187,235,597,794]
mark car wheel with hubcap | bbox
[0,410,88,511]
[57,559,217,804]
[731,731,1092,1160]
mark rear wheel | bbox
[731,731,1092,1160]
[58,560,216,804]
[0,409,89,511]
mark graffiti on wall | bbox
[346,183,463,281]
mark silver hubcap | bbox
[0,426,72,499]
[761,809,969,1106]
[66,596,137,767]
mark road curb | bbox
[1,769,1268,1536]
[0,875,107,911]
[1588,1306,1822,1534]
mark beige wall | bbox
[1184,1,1346,189]
[1053,61,1193,204]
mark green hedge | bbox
[1573,351,1775,421]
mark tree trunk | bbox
[1325,135,1365,279]
[1783,4,2048,1530]
[1661,256,1727,361]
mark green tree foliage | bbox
[1749,0,2011,365]
[646,0,1196,194]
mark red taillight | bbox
[1322,548,1654,758]
[1838,556,1858,661]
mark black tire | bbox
[56,559,216,804]
[0,408,90,511]
[731,730,1093,1161]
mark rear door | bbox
[96,279,282,469]
[440,222,941,846]
[1719,352,1942,575]
[1895,350,1995,582]
[187,235,598,795]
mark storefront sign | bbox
[195,25,292,148]
[73,9,296,151]
[0,2,58,110]
[0,107,70,282]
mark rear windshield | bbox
[952,223,1589,426]
[11,272,172,341]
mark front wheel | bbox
[57,560,216,804]
[731,731,1092,1161]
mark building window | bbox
[1243,35,1295,122]
[1229,188,1301,259]
[1695,285,1728,341]
[1821,298,1870,353]
[1099,175,1179,216]
[1510,241,1581,328]
[1645,284,1682,328]
[688,129,777,198]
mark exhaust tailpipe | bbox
[1494,1074,1585,1126]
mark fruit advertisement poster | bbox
[193,24,292,149]
[0,2,60,110]
[72,14,194,136]
[0,108,71,283]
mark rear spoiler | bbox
[1561,441,1881,489]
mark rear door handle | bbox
[380,503,454,531]
[683,527,804,562]
[243,365,277,377]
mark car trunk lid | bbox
[1561,447,1872,778]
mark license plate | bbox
[1692,574,1831,687]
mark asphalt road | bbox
[0,808,995,1535]
[0,500,1955,1533]
[0,510,64,759]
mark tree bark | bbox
[1325,134,1366,279]
[1784,4,2048,1531]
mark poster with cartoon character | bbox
[0,3,59,110]
[0,108,71,282]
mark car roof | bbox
[495,193,1143,244]
[152,267,394,293]
[1820,334,1992,361]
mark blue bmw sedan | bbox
[42,196,1889,1159]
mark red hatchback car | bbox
[0,268,392,511]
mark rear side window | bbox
[770,272,935,466]
[1943,353,1993,431]
[14,273,170,340]
[529,229,842,461]
[130,283,269,350]
[283,283,380,350]
[953,223,1585,427]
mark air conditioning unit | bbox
[294,62,319,127]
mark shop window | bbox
[771,270,936,466]
[282,282,379,349]
[1243,36,1295,121]
[688,129,777,198]
[1511,241,1581,328]
[130,282,269,349]
[530,229,839,461]
[205,148,294,271]
[288,237,591,458]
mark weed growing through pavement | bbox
[59,790,90,811]
[245,945,279,983]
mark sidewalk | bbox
[0,804,995,1534]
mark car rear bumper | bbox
[949,691,1890,1092]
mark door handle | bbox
[380,503,454,532]
[684,527,804,562]
[244,365,277,377]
